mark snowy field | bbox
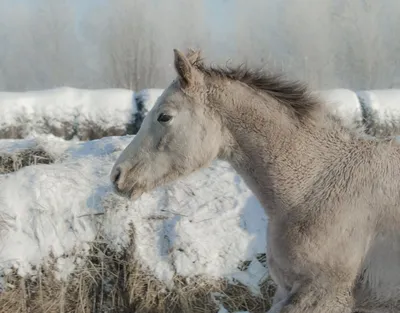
[1,87,400,312]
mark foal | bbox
[111,49,400,313]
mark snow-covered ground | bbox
[316,88,364,130]
[0,134,268,295]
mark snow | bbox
[357,89,400,136]
[0,133,74,158]
[0,134,268,294]
[0,137,38,154]
[0,87,136,139]
[0,158,101,276]
[316,89,363,129]
[135,88,165,113]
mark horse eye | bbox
[157,113,173,123]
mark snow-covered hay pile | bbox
[317,88,400,137]
[0,135,272,313]
[0,135,70,173]
[0,87,136,140]
[356,89,400,137]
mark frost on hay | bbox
[0,148,54,174]
[0,87,137,141]
[0,233,274,313]
[0,135,72,174]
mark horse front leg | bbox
[267,285,291,313]
[278,280,355,313]
[272,285,289,305]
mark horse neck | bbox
[217,82,340,217]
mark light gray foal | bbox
[111,49,400,313]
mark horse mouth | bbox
[129,188,144,200]
[112,184,144,201]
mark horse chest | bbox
[266,213,368,289]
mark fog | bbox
[1,0,399,91]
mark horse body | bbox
[219,79,400,312]
[111,49,400,312]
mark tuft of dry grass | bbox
[0,225,274,313]
[218,278,276,313]
[0,148,54,174]
[77,118,127,141]
[0,264,93,313]
[0,116,136,141]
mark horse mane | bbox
[192,57,320,119]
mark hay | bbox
[0,266,92,313]
[0,225,274,313]
[77,118,127,141]
[0,148,54,174]
[0,118,132,141]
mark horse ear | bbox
[174,49,195,88]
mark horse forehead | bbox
[157,85,184,106]
[160,94,197,115]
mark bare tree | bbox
[97,0,158,90]
[272,0,342,88]
[0,0,84,91]
[0,3,38,90]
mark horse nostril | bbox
[112,167,122,186]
